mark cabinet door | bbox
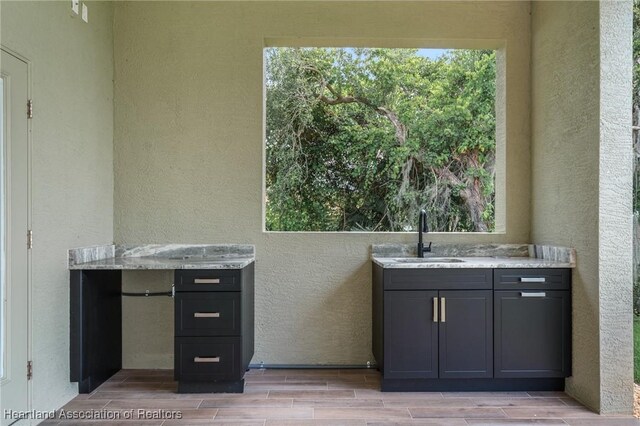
[384,290,438,379]
[494,290,571,378]
[438,290,493,379]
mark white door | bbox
[0,50,30,426]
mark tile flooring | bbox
[43,369,639,425]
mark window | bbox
[264,47,497,232]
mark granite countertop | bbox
[372,244,576,269]
[68,244,255,270]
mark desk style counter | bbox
[68,244,255,394]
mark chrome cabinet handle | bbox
[440,297,446,323]
[520,277,546,283]
[194,356,220,363]
[194,278,220,284]
[194,312,220,318]
[521,292,546,298]
[433,297,439,322]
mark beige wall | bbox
[113,1,531,368]
[0,0,114,414]
[531,0,633,414]
[598,2,634,413]
[0,0,632,417]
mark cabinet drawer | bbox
[175,337,242,382]
[384,269,492,290]
[175,269,240,292]
[494,269,571,290]
[175,293,240,337]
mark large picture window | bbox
[264,47,497,232]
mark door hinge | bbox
[27,229,33,249]
[27,99,33,119]
[27,361,32,380]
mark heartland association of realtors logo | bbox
[3,409,183,420]
[3,410,56,421]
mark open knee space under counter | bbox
[68,244,255,394]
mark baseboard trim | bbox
[178,379,244,393]
[381,378,565,392]
[248,363,377,370]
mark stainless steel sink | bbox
[391,257,466,263]
[167,256,220,262]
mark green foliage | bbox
[631,3,640,383]
[633,1,640,323]
[265,47,496,232]
[635,316,640,383]
[634,0,640,118]
[634,0,640,214]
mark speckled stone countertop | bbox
[372,243,575,269]
[68,244,255,270]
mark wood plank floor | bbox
[44,369,639,425]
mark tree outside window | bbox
[265,47,496,232]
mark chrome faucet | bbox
[417,209,432,258]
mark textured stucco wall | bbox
[113,1,531,367]
[0,0,114,413]
[597,0,633,414]
[531,0,633,414]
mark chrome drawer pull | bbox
[194,356,220,363]
[433,297,438,323]
[520,277,546,283]
[194,278,221,284]
[521,292,546,298]
[440,297,446,323]
[194,312,220,318]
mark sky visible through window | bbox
[344,48,449,61]
[416,49,450,60]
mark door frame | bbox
[1,44,33,420]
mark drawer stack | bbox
[174,265,254,393]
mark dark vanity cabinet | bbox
[70,270,123,393]
[372,265,571,392]
[375,268,493,389]
[174,264,255,393]
[69,254,255,395]
[494,269,571,378]
[383,289,493,380]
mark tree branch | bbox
[317,83,407,145]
